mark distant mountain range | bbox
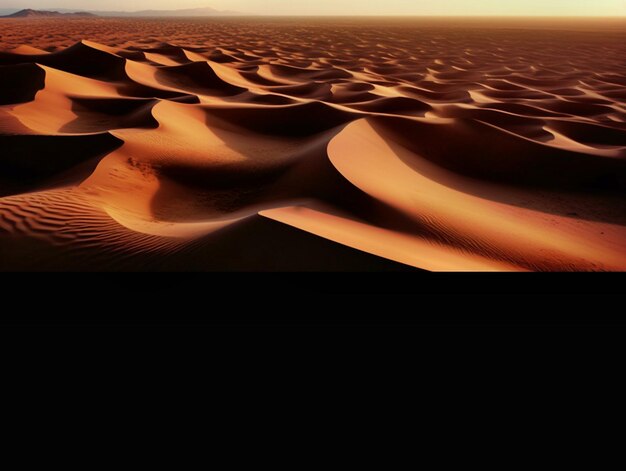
[1,9,95,18]
[0,7,244,18]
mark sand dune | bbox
[0,17,625,271]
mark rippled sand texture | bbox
[0,18,625,271]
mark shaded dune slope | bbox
[0,20,625,271]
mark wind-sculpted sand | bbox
[0,18,625,271]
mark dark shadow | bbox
[59,97,160,134]
[0,63,45,105]
[0,133,123,197]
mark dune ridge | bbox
[0,18,625,271]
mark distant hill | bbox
[2,9,95,18]
[0,7,243,18]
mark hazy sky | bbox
[1,0,625,15]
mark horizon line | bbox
[16,14,626,18]
[2,8,626,18]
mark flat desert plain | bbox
[0,17,625,271]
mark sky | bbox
[1,0,625,16]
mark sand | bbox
[0,17,625,271]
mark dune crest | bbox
[0,18,625,271]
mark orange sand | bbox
[0,17,625,271]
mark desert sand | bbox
[0,17,625,271]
